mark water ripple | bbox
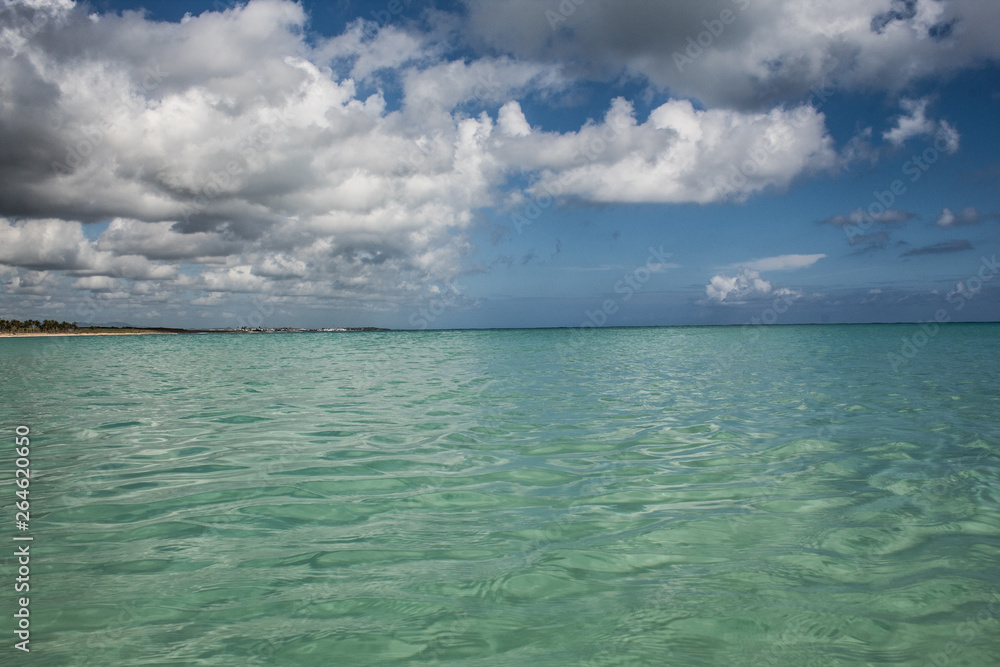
[2,325,998,665]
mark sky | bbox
[0,0,998,329]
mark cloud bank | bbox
[0,0,850,324]
[1,0,995,325]
[461,0,1000,109]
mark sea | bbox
[1,324,998,666]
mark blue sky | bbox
[0,0,998,328]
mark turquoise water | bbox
[2,324,999,665]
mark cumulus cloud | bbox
[401,56,565,124]
[0,217,98,271]
[0,217,182,280]
[705,267,798,304]
[497,101,532,137]
[3,1,991,326]
[319,20,432,80]
[0,0,856,325]
[499,98,835,204]
[0,1,507,319]
[96,219,242,261]
[883,98,960,151]
[705,254,818,305]
[460,0,1000,109]
[934,206,996,228]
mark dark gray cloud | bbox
[460,0,1000,109]
[849,231,891,249]
[902,239,973,256]
[821,209,914,227]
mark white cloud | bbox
[499,98,836,204]
[935,207,958,228]
[0,0,848,324]
[0,217,97,270]
[319,20,430,80]
[934,206,994,228]
[401,56,565,123]
[96,219,241,261]
[2,270,57,296]
[741,253,826,271]
[190,291,228,307]
[72,275,119,291]
[0,217,179,280]
[497,101,532,137]
[2,0,990,326]
[706,268,797,304]
[0,1,503,315]
[883,98,935,145]
[883,97,960,151]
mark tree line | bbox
[0,319,79,333]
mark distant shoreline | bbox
[1,322,996,339]
[0,331,178,337]
[0,326,392,337]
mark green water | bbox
[1,325,999,665]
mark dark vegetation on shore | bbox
[1,319,79,333]
[1,319,391,334]
[0,319,198,334]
